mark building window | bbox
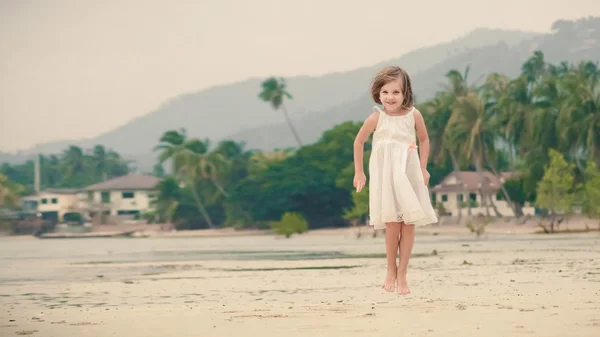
[441,194,448,202]
[41,198,48,204]
[457,194,464,201]
[101,192,110,203]
[122,192,134,199]
[469,193,477,201]
[51,198,58,204]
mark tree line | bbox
[1,50,599,232]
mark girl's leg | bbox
[382,222,401,292]
[397,222,415,295]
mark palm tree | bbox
[211,140,249,194]
[40,155,61,189]
[150,177,181,228]
[59,146,90,187]
[420,94,467,217]
[154,131,233,228]
[447,91,503,216]
[497,51,548,157]
[90,145,130,181]
[259,77,303,147]
[92,145,108,180]
[154,130,214,227]
[193,144,230,198]
[479,73,520,215]
[61,146,85,176]
[428,67,476,219]
[558,61,600,165]
[154,128,193,174]
[175,148,217,228]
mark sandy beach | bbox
[0,225,599,337]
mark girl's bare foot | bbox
[397,269,410,295]
[382,269,396,292]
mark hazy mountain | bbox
[2,27,537,166]
[224,17,600,152]
[6,17,599,172]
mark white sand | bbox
[0,228,599,337]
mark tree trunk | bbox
[514,203,524,219]
[190,185,216,228]
[483,150,519,216]
[488,194,502,217]
[211,178,229,198]
[474,159,490,217]
[450,153,463,222]
[280,105,303,147]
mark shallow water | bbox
[0,232,597,284]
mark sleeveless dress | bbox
[368,106,438,229]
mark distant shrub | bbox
[270,212,309,238]
[466,216,491,238]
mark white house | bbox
[79,173,160,219]
[31,174,160,224]
[35,188,81,223]
[430,171,535,217]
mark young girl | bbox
[353,66,438,295]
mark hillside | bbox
[1,27,537,167]
[224,17,600,152]
[7,17,600,172]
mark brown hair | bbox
[370,66,414,108]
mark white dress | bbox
[368,106,438,229]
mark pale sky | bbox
[1,0,599,152]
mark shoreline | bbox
[1,219,598,240]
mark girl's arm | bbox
[414,109,430,170]
[354,112,378,174]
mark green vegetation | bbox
[270,212,309,238]
[0,145,130,195]
[2,50,600,232]
[535,149,576,233]
[466,216,491,238]
[0,173,23,208]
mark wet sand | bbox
[0,228,598,337]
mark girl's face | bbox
[379,78,404,112]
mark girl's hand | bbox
[353,172,367,192]
[422,168,430,186]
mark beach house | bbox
[34,188,81,223]
[80,173,160,219]
[31,173,160,224]
[430,171,535,217]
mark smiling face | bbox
[370,66,414,111]
[379,78,404,113]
